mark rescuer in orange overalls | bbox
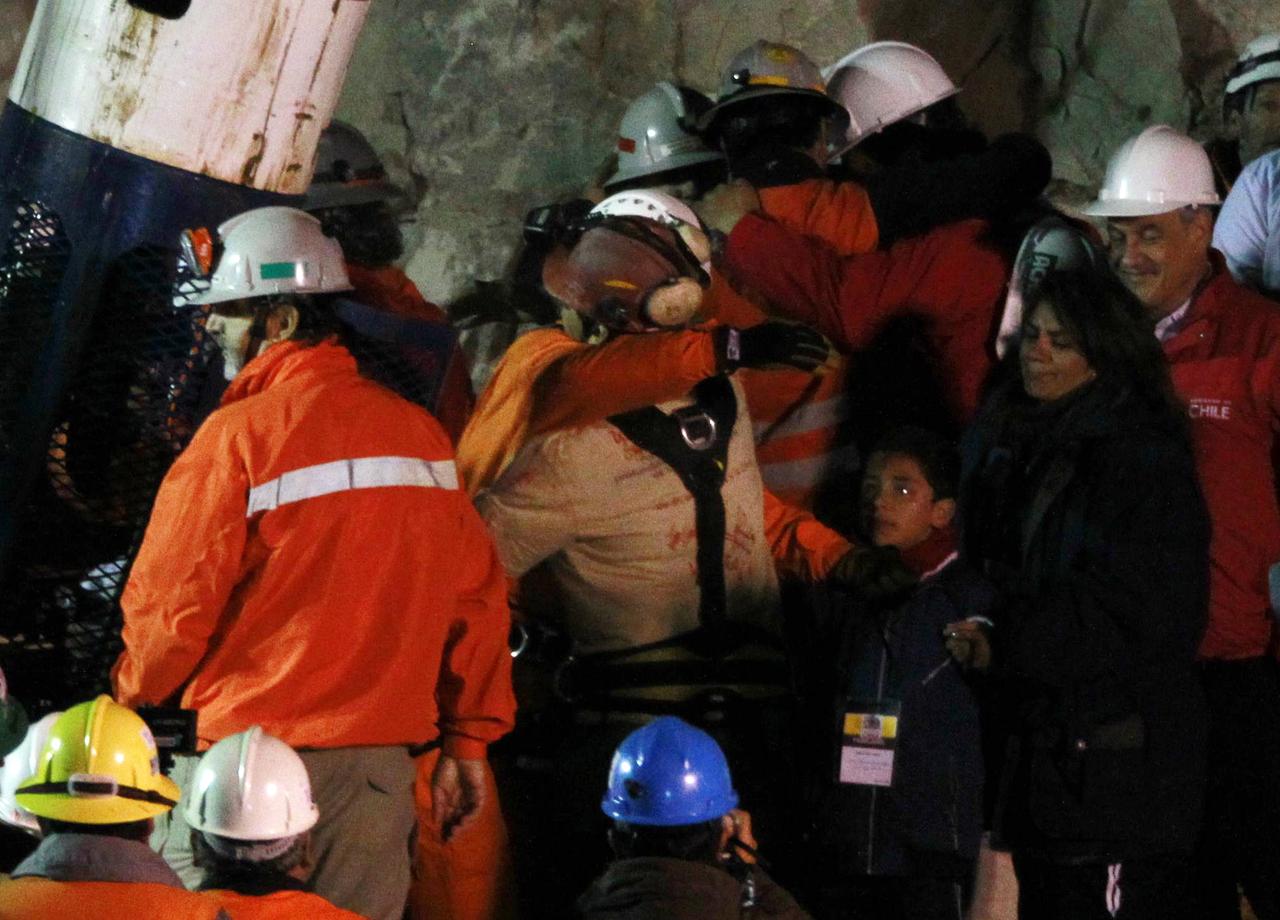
[302,121,516,920]
[112,206,514,920]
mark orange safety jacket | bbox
[203,887,366,919]
[758,176,880,257]
[0,879,230,919]
[346,263,475,444]
[707,177,878,506]
[113,339,515,756]
[458,326,850,580]
[706,268,859,508]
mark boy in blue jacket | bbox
[802,427,994,920]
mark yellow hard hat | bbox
[15,695,180,824]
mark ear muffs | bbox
[644,278,704,327]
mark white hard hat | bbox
[1083,125,1220,218]
[823,41,959,154]
[183,726,319,846]
[591,189,703,230]
[186,206,353,306]
[0,712,61,835]
[1225,33,1280,97]
[606,83,723,189]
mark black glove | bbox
[715,322,833,373]
[829,545,918,600]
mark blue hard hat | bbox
[600,717,739,826]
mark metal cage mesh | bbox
[0,203,214,715]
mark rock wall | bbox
[4,1,1280,303]
[337,0,1280,305]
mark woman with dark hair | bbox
[955,269,1210,919]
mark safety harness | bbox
[552,376,790,718]
[610,375,736,637]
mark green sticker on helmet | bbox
[259,261,299,281]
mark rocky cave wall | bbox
[4,1,1280,310]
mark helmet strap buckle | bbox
[66,773,120,799]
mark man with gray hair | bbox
[1086,124,1280,920]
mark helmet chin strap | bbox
[245,300,275,360]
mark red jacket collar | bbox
[1163,252,1234,352]
[900,526,958,579]
[220,338,357,406]
[1186,251,1233,321]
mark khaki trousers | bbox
[154,745,416,920]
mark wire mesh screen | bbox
[0,202,70,467]
[0,216,213,715]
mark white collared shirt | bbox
[1155,297,1194,342]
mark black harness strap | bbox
[608,376,737,638]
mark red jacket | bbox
[1164,265,1280,660]
[723,215,1008,427]
[347,263,474,443]
[113,340,514,755]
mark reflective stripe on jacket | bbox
[113,340,514,755]
[706,273,858,509]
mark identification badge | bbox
[838,700,901,787]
